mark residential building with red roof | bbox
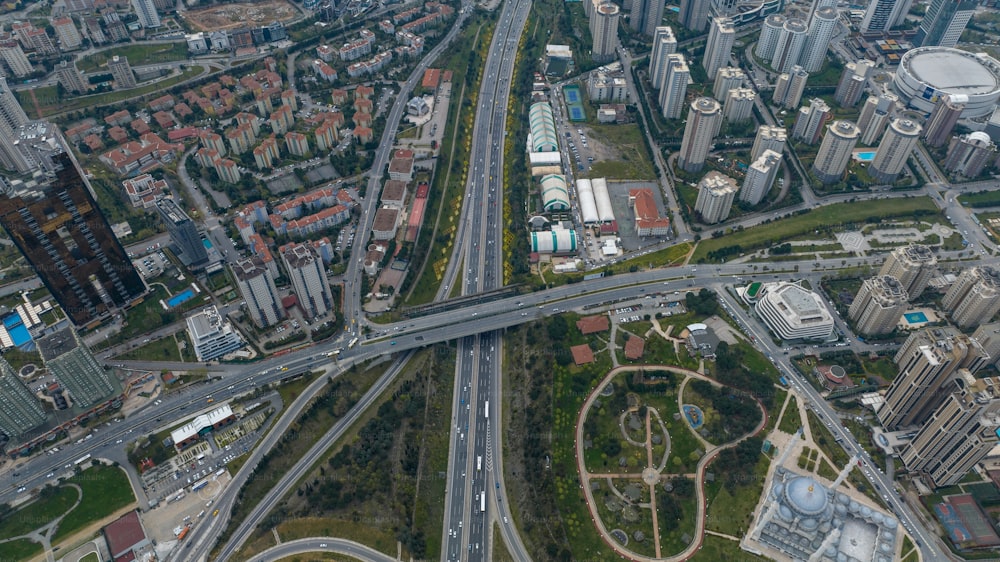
[215,158,241,183]
[316,44,335,62]
[130,119,150,135]
[104,109,132,127]
[152,111,174,129]
[313,60,338,83]
[314,119,338,151]
[174,103,193,119]
[354,97,373,114]
[122,173,166,208]
[285,131,309,156]
[108,126,128,143]
[148,94,175,111]
[167,127,199,141]
[353,111,372,128]
[99,132,182,176]
[422,68,441,89]
[576,315,610,335]
[354,126,373,144]
[571,344,595,365]
[83,133,104,151]
[628,188,671,237]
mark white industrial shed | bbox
[576,178,599,223]
[591,177,615,222]
[530,228,578,253]
[529,102,559,152]
[541,174,570,211]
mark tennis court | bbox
[950,494,1000,547]
[935,502,971,544]
[563,85,586,122]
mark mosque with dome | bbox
[747,466,899,561]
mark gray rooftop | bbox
[38,327,80,361]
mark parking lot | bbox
[131,251,169,279]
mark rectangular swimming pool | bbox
[904,311,928,323]
[167,289,195,308]
[855,151,876,162]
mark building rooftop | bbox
[103,510,146,557]
[281,243,318,269]
[231,256,268,282]
[576,315,610,335]
[38,327,80,361]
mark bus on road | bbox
[477,456,482,471]
[348,337,359,349]
[484,401,489,419]
[480,492,486,513]
[74,454,91,466]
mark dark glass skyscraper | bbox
[0,152,146,326]
[915,0,977,47]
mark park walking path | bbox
[575,364,769,562]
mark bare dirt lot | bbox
[185,0,299,31]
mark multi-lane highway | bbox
[440,0,532,559]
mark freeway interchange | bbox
[4,254,981,560]
[8,1,1000,561]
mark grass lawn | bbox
[704,453,770,536]
[77,43,189,72]
[817,457,839,481]
[657,478,697,557]
[275,371,320,406]
[261,517,398,558]
[777,394,801,435]
[1,538,42,560]
[492,522,515,562]
[806,410,849,469]
[20,66,204,118]
[0,486,79,540]
[94,284,206,351]
[583,123,656,180]
[115,335,182,362]
[689,533,769,561]
[959,190,1000,208]
[861,356,898,381]
[241,346,455,561]
[80,552,100,562]
[691,197,939,262]
[764,387,787,435]
[55,464,136,542]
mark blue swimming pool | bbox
[904,311,928,323]
[167,289,195,308]
[9,324,29,346]
[203,238,213,249]
[2,313,30,346]
[855,151,876,162]
[3,313,21,329]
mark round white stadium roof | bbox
[903,49,998,95]
[893,47,1000,118]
